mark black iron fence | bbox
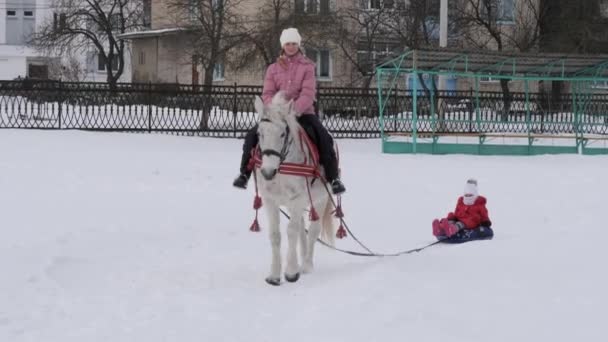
[1,80,607,137]
[382,89,608,135]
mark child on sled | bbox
[432,178,494,243]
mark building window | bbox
[189,0,199,22]
[28,64,49,79]
[601,0,608,18]
[139,51,146,65]
[361,0,394,10]
[482,0,515,23]
[6,8,20,44]
[213,62,225,81]
[109,13,122,29]
[143,0,151,28]
[306,48,332,80]
[479,75,500,83]
[295,0,330,15]
[408,73,438,91]
[592,80,608,89]
[22,9,35,42]
[53,13,68,32]
[357,42,395,75]
[98,53,119,72]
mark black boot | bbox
[233,127,258,189]
[233,173,250,189]
[296,115,346,195]
[331,179,346,195]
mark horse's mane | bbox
[270,91,290,108]
[264,92,296,128]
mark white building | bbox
[0,0,50,79]
[0,0,131,82]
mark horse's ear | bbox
[254,96,265,116]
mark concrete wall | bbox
[0,52,27,79]
[131,34,192,84]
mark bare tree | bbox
[330,1,397,88]
[29,0,143,88]
[541,0,608,54]
[454,0,549,120]
[237,0,293,68]
[166,0,247,86]
[165,0,247,129]
[48,51,88,82]
[236,0,338,70]
[383,0,448,94]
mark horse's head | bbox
[254,93,297,181]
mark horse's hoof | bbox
[285,272,300,283]
[265,277,281,286]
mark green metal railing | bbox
[376,49,608,155]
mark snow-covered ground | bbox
[1,130,606,342]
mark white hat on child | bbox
[463,178,478,205]
[280,28,302,47]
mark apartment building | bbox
[121,0,364,86]
[121,0,608,91]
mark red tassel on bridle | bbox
[250,170,262,232]
[309,206,319,221]
[253,195,262,210]
[250,218,260,232]
[306,176,319,221]
[336,223,347,239]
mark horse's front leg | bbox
[302,199,326,274]
[284,208,304,283]
[264,200,281,286]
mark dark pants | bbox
[238,114,339,181]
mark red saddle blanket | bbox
[248,128,322,178]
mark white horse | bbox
[253,93,336,286]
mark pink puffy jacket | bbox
[261,53,316,116]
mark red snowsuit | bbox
[447,196,492,229]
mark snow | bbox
[1,129,606,341]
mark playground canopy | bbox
[376,48,608,155]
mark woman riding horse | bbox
[232,27,346,195]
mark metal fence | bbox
[2,80,607,137]
[382,89,608,135]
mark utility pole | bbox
[438,0,448,91]
[438,0,449,131]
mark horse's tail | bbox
[320,199,336,246]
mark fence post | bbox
[148,82,152,133]
[58,79,63,129]
[232,82,238,138]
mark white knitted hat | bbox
[463,178,479,205]
[280,28,302,47]
[464,178,478,196]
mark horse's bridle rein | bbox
[259,118,291,163]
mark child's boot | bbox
[432,219,444,237]
[444,221,461,237]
